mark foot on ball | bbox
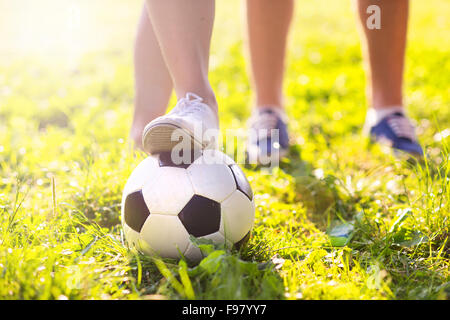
[142,93,219,155]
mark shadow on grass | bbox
[280,144,357,230]
[239,143,368,263]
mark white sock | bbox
[365,106,405,127]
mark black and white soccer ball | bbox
[121,149,255,262]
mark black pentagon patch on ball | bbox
[158,150,202,169]
[229,164,253,201]
[124,190,150,232]
[178,195,221,237]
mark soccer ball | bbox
[121,149,255,262]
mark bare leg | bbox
[131,3,173,149]
[145,0,217,111]
[355,0,409,110]
[245,0,294,110]
[356,1,423,156]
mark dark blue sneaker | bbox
[368,112,424,157]
[246,108,290,166]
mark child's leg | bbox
[245,0,294,110]
[131,3,173,149]
[355,0,408,111]
[142,0,218,155]
[355,0,422,156]
[145,0,217,111]
[244,0,294,164]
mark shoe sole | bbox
[142,121,204,155]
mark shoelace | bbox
[386,114,416,141]
[174,92,206,116]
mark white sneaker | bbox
[142,93,219,155]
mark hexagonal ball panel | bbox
[220,190,255,243]
[122,156,159,197]
[141,166,194,215]
[187,161,236,203]
[140,214,191,259]
[178,195,221,237]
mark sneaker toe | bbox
[395,138,424,156]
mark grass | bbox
[0,0,449,300]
